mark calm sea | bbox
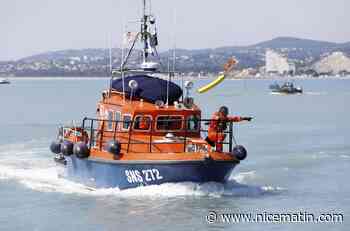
[0,77,349,231]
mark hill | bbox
[251,37,339,49]
[1,37,350,76]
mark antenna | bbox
[121,21,126,102]
[166,57,170,107]
[108,35,113,96]
[142,0,148,63]
[172,8,177,73]
[143,0,146,15]
[109,35,112,74]
[171,8,177,104]
[171,7,183,102]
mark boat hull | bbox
[272,89,302,94]
[62,156,237,189]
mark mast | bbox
[108,36,113,96]
[113,0,161,76]
[142,0,148,63]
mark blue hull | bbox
[63,156,238,189]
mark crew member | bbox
[139,116,150,130]
[206,106,252,152]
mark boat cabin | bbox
[78,75,219,156]
[97,91,201,138]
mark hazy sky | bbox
[0,0,349,61]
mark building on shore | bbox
[312,52,350,75]
[265,49,295,75]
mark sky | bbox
[0,0,349,61]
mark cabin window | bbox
[122,115,132,130]
[134,115,152,131]
[187,115,200,131]
[115,111,121,130]
[156,116,183,131]
[107,111,114,131]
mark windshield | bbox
[156,116,183,131]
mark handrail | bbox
[126,115,135,153]
[69,117,236,153]
[149,121,153,152]
[89,119,94,149]
[229,122,233,153]
[183,121,188,152]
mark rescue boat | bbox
[0,78,10,84]
[269,81,303,94]
[49,0,249,189]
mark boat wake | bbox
[0,140,284,198]
[269,91,326,96]
[269,92,302,96]
[0,163,285,198]
[304,91,326,95]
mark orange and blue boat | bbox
[50,0,249,190]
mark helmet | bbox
[219,106,229,116]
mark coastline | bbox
[5,75,350,81]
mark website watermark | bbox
[206,210,344,224]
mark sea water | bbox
[0,78,349,230]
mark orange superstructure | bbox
[80,90,237,162]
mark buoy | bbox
[106,140,121,158]
[197,74,226,93]
[197,57,237,93]
[232,145,247,160]
[73,142,90,159]
[50,140,61,154]
[61,140,74,156]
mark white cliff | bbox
[313,52,350,74]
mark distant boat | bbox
[269,81,303,94]
[0,78,10,84]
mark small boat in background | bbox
[269,81,303,94]
[0,78,10,84]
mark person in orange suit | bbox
[206,106,252,152]
[139,116,150,130]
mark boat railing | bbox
[79,117,235,153]
[112,68,176,76]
